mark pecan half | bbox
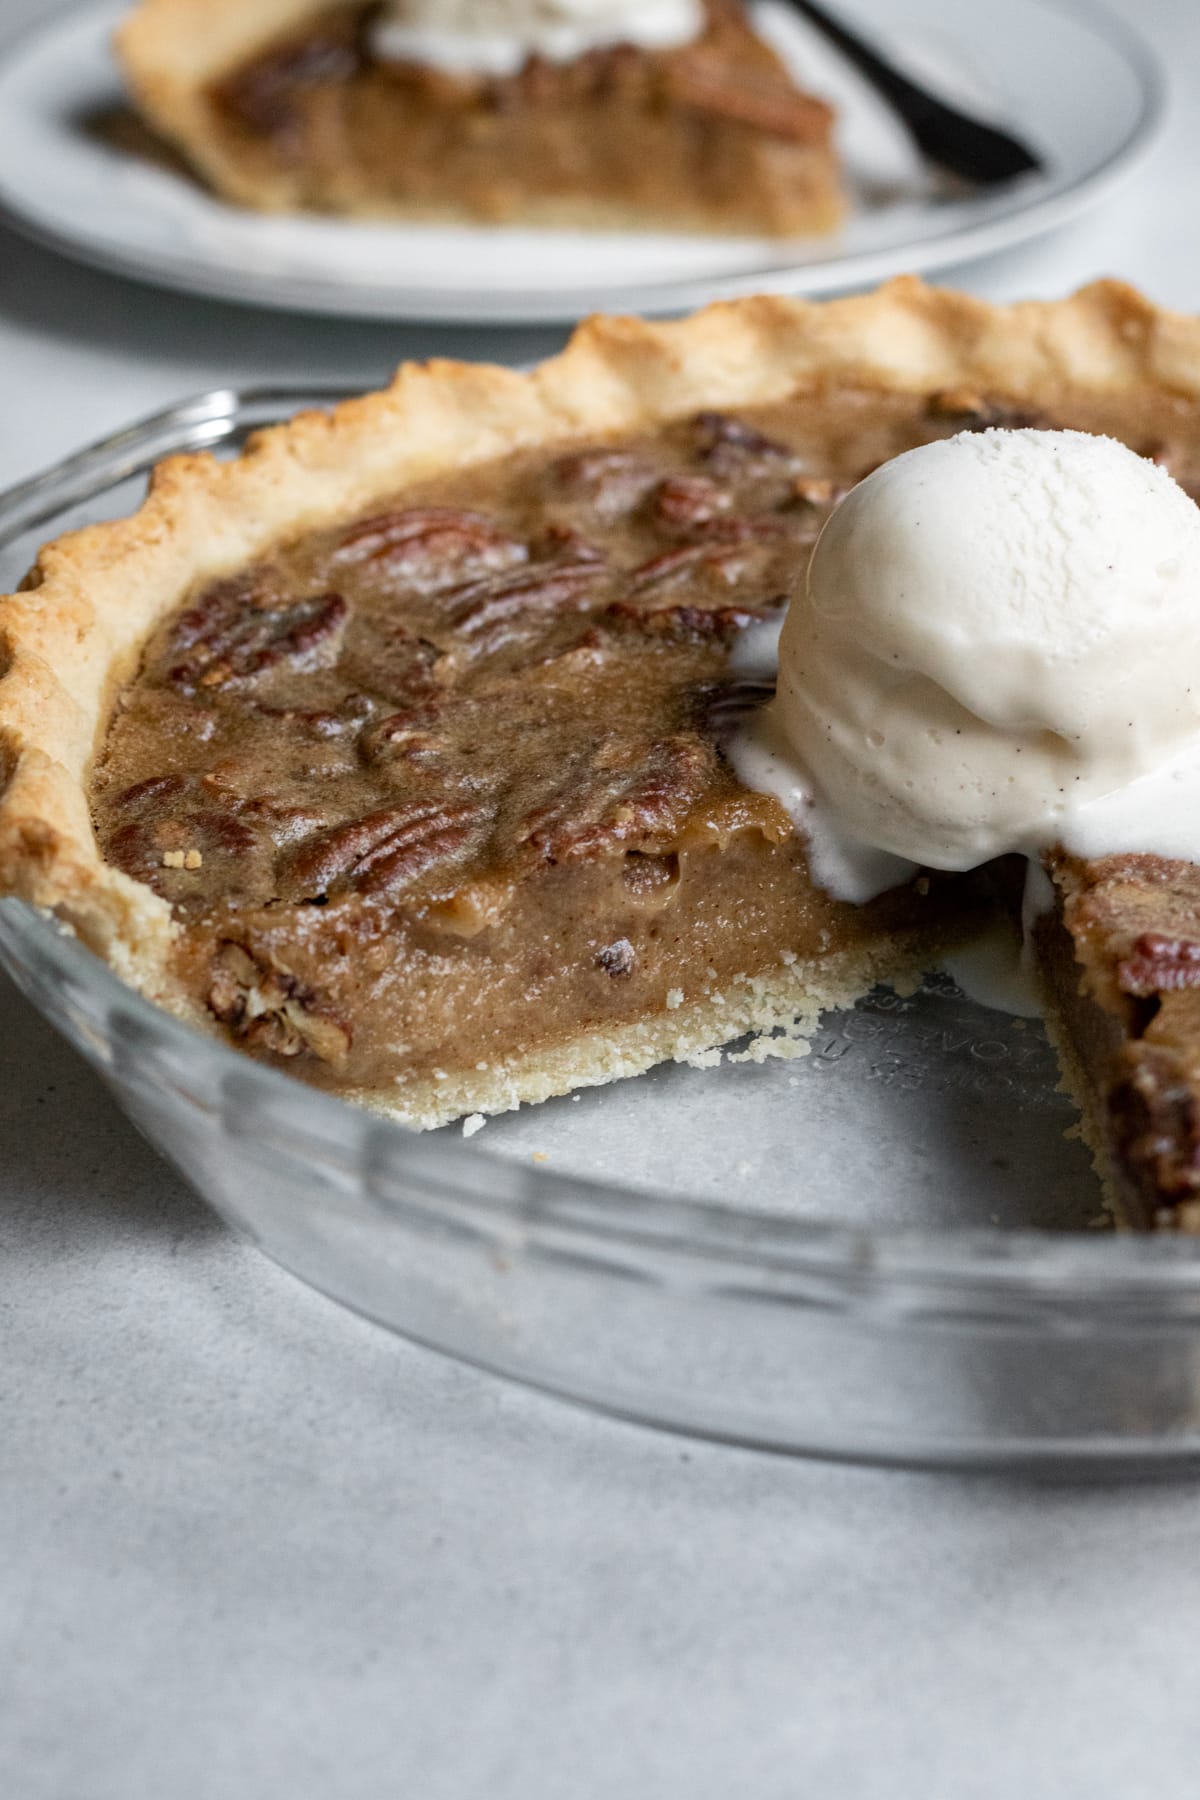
[650,474,733,533]
[331,507,527,592]
[448,560,608,652]
[208,941,351,1065]
[602,599,769,645]
[167,576,348,691]
[1118,933,1200,997]
[522,734,715,863]
[105,776,259,885]
[113,773,189,811]
[691,411,792,476]
[548,448,660,516]
[247,703,350,739]
[283,799,484,899]
[628,544,725,593]
[628,532,780,594]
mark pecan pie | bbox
[6,280,1200,1227]
[115,0,844,236]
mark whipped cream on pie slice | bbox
[372,0,705,77]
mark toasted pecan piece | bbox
[282,799,486,899]
[209,941,351,1065]
[166,576,348,691]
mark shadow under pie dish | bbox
[5,279,1200,1231]
[114,0,845,237]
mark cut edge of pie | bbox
[6,277,1200,1204]
[115,0,845,236]
[341,933,962,1131]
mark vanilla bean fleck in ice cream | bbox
[372,0,704,77]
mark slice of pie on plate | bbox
[4,278,1200,1228]
[115,0,845,237]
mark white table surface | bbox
[4,4,1200,1795]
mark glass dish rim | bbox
[8,384,1200,1314]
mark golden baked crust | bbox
[5,277,1200,1119]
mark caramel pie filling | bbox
[90,384,1200,1124]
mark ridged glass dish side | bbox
[8,391,1200,1472]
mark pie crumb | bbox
[729,1034,813,1065]
[462,1114,486,1139]
[184,849,203,870]
[532,1151,548,1164]
[161,850,185,868]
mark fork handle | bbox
[782,0,1043,185]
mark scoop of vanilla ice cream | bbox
[774,428,1200,871]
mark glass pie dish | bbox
[9,388,1200,1475]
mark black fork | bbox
[783,0,1043,185]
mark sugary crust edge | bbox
[3,278,1200,996]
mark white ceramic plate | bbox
[0,0,1163,324]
